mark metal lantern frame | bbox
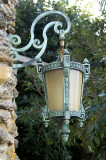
[9,10,90,144]
[43,59,85,119]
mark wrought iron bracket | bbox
[9,10,71,69]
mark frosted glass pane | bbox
[69,69,82,111]
[45,69,64,112]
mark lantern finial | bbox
[59,119,70,144]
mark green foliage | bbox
[15,0,106,160]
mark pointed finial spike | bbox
[61,134,69,145]
[83,58,89,63]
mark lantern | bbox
[9,10,90,144]
[42,49,90,144]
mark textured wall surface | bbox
[0,0,19,159]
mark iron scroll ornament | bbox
[9,10,71,68]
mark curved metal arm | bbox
[9,10,71,68]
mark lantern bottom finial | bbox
[59,119,70,145]
[61,134,69,145]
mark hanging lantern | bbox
[9,10,90,144]
[42,49,90,144]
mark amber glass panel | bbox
[45,69,64,112]
[69,69,83,111]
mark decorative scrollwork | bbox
[33,39,42,49]
[9,10,71,68]
[9,35,21,46]
[9,50,19,61]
